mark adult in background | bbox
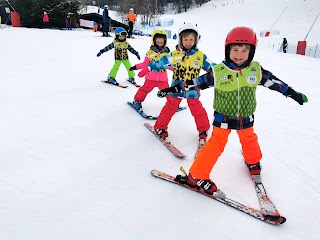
[126,8,136,38]
[282,38,288,53]
[66,15,72,30]
[102,5,110,37]
[6,13,11,25]
[43,11,49,28]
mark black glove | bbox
[97,50,103,57]
[185,72,213,90]
[284,87,308,105]
[157,84,182,98]
[129,65,137,71]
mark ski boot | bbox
[246,162,261,175]
[128,78,136,84]
[174,167,225,199]
[198,130,208,146]
[155,128,169,140]
[107,76,118,85]
[133,99,143,112]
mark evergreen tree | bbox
[10,0,80,28]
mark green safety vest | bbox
[213,61,261,117]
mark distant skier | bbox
[126,8,136,38]
[282,38,288,53]
[66,15,72,30]
[102,5,110,37]
[43,12,49,29]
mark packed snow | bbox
[0,0,319,239]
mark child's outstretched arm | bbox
[191,71,214,89]
[96,42,114,57]
[132,54,172,79]
[149,54,172,72]
[157,71,214,98]
[131,56,150,70]
[130,56,150,77]
[127,44,140,60]
[260,67,308,105]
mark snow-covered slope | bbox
[0,0,319,239]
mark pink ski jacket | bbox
[135,46,171,82]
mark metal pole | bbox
[5,0,16,12]
[304,11,320,41]
[268,7,287,32]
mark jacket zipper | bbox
[236,72,240,117]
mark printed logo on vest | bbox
[218,75,233,81]
[192,61,200,69]
[246,74,257,84]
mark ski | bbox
[176,106,187,112]
[101,80,128,88]
[127,79,140,87]
[151,169,286,225]
[251,174,283,218]
[144,123,186,158]
[242,150,285,222]
[127,102,158,120]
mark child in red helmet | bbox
[158,27,308,195]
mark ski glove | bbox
[130,65,137,71]
[157,84,182,98]
[136,53,141,60]
[284,87,308,105]
[137,65,151,77]
[97,50,103,57]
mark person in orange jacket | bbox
[126,8,136,38]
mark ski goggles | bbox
[116,31,127,36]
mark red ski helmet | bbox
[225,27,257,63]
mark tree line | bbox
[2,0,211,28]
[89,0,211,14]
[4,0,80,28]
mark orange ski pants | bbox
[189,126,262,179]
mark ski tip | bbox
[146,116,158,120]
[151,169,159,175]
[265,215,287,225]
[279,216,286,224]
